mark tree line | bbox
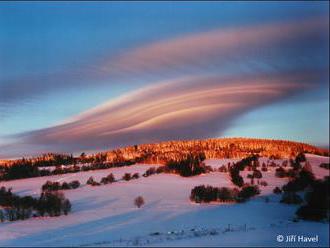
[0,186,71,223]
[190,184,260,203]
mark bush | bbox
[132,173,139,179]
[37,191,72,216]
[62,199,71,215]
[273,187,282,194]
[86,176,100,186]
[190,185,239,203]
[42,181,61,191]
[0,210,4,222]
[280,192,303,205]
[165,153,211,177]
[69,180,80,189]
[295,152,306,163]
[296,177,329,221]
[134,196,145,208]
[143,167,156,177]
[0,186,72,221]
[61,182,70,190]
[218,165,228,173]
[217,187,239,202]
[253,170,262,179]
[296,205,327,221]
[229,155,259,187]
[122,173,132,181]
[275,167,286,178]
[42,180,81,191]
[237,185,260,202]
[319,163,329,170]
[3,161,40,180]
[282,168,315,192]
[100,173,115,184]
[229,168,244,187]
[259,180,268,187]
[190,185,218,203]
[156,166,166,174]
[290,159,302,171]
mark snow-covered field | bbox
[0,154,329,247]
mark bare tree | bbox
[134,196,145,208]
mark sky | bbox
[0,1,329,158]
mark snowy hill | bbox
[0,154,329,247]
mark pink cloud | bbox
[0,71,317,158]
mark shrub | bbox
[290,159,302,171]
[247,174,254,179]
[280,192,303,205]
[156,166,166,174]
[132,173,139,179]
[253,170,262,179]
[42,180,80,191]
[143,167,156,177]
[229,155,259,187]
[190,185,218,203]
[296,177,329,221]
[237,185,260,202]
[259,180,268,187]
[122,173,132,181]
[69,180,80,189]
[218,165,228,173]
[229,168,244,187]
[273,187,282,194]
[42,181,61,191]
[100,173,115,184]
[61,182,70,190]
[295,152,306,163]
[86,176,100,186]
[282,160,288,167]
[134,196,145,208]
[62,199,71,215]
[282,169,315,192]
[217,187,238,202]
[275,167,286,178]
[0,186,72,221]
[296,206,326,221]
[0,210,4,222]
[86,176,95,185]
[190,185,239,203]
[3,162,40,180]
[319,163,329,170]
[37,191,72,216]
[166,157,211,177]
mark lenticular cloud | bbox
[0,71,314,158]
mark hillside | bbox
[0,154,329,246]
[1,137,328,167]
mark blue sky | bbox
[0,2,329,158]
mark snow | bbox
[0,156,329,247]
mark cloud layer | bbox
[0,71,318,158]
[0,15,328,158]
[0,16,328,105]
